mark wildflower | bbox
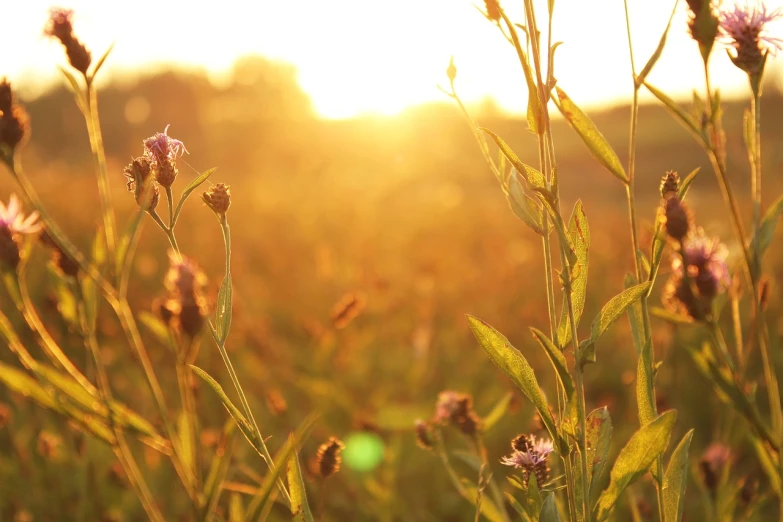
[0,194,41,269]
[316,437,345,478]
[719,1,783,79]
[502,433,554,486]
[433,390,482,436]
[122,156,159,210]
[0,79,30,156]
[686,0,720,62]
[699,442,731,492]
[202,183,231,215]
[663,229,729,321]
[414,419,434,450]
[143,125,188,165]
[44,8,92,76]
[161,251,208,339]
[660,170,680,199]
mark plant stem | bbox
[83,84,117,263]
[176,354,201,494]
[213,215,291,504]
[149,210,180,253]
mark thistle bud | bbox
[202,183,231,215]
[123,156,159,210]
[663,196,691,242]
[660,170,680,199]
[0,79,30,156]
[432,390,482,436]
[44,8,92,76]
[154,159,178,188]
[686,0,719,63]
[316,437,345,478]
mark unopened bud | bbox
[663,197,691,242]
[202,183,231,215]
[660,171,680,199]
[316,437,345,478]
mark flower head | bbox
[143,125,188,165]
[686,0,720,62]
[161,251,208,339]
[502,434,554,486]
[719,1,783,77]
[433,390,482,435]
[0,79,30,156]
[44,8,91,75]
[0,195,41,235]
[202,183,231,215]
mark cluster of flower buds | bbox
[500,433,555,487]
[432,390,482,436]
[44,8,92,76]
[659,171,729,321]
[156,251,208,340]
[0,80,30,157]
[0,195,41,270]
[122,156,158,211]
[123,126,187,210]
[315,437,345,478]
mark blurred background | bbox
[1,1,783,520]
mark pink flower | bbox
[44,8,75,42]
[673,229,730,297]
[143,125,188,165]
[501,434,554,468]
[719,2,783,75]
[0,194,41,235]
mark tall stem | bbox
[84,84,116,262]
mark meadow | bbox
[1,3,783,521]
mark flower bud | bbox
[663,196,691,242]
[660,170,680,199]
[202,183,231,215]
[316,437,345,478]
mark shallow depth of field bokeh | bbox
[2,3,783,522]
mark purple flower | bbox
[673,229,730,297]
[143,125,188,165]
[719,1,783,75]
[501,435,554,468]
[0,194,41,235]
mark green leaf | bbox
[590,282,651,346]
[663,430,694,522]
[532,187,577,265]
[115,207,145,276]
[482,392,513,432]
[505,492,533,522]
[173,167,218,224]
[636,0,678,86]
[753,193,783,262]
[58,66,86,109]
[643,82,703,140]
[624,274,645,357]
[244,414,319,522]
[467,316,562,450]
[636,340,657,427]
[556,200,590,348]
[554,87,627,184]
[539,492,562,522]
[480,129,545,189]
[593,410,677,521]
[530,327,574,399]
[288,449,314,522]
[204,421,237,518]
[508,173,544,235]
[190,365,261,453]
[216,273,233,343]
[500,13,544,134]
[587,407,613,504]
[88,43,115,84]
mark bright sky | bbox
[2,1,783,119]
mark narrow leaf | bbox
[590,282,651,345]
[288,448,315,522]
[480,129,545,188]
[555,87,627,183]
[173,167,218,223]
[754,193,783,260]
[557,200,590,348]
[539,492,562,522]
[593,410,677,521]
[88,42,115,83]
[530,327,574,399]
[216,273,233,343]
[643,82,703,140]
[663,430,694,522]
[636,340,657,427]
[467,316,561,449]
[508,174,544,235]
[636,0,678,85]
[482,392,513,432]
[587,407,613,504]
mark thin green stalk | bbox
[83,84,117,262]
[149,210,180,253]
[212,215,291,504]
[176,355,201,494]
[473,435,511,522]
[622,5,665,519]
[75,284,165,522]
[166,186,176,229]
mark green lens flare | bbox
[342,432,385,472]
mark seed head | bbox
[660,171,680,199]
[433,390,482,436]
[484,0,501,22]
[44,8,92,75]
[686,0,720,62]
[316,437,345,478]
[0,79,30,156]
[662,196,692,242]
[414,419,434,450]
[202,183,231,215]
[123,156,159,210]
[719,2,783,79]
